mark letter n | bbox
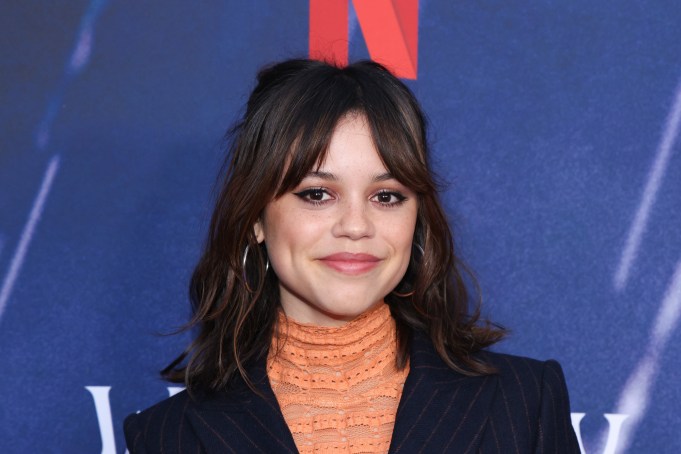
[309,0,419,79]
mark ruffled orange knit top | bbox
[267,303,409,453]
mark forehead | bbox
[313,114,386,174]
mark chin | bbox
[318,298,383,320]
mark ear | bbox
[253,219,265,243]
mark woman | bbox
[124,59,580,453]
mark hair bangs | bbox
[274,73,364,197]
[366,112,434,196]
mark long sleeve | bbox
[124,412,148,454]
[534,360,581,453]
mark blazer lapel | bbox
[186,360,299,454]
[388,331,499,453]
[184,331,498,454]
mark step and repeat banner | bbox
[2,1,680,452]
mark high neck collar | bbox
[272,303,394,359]
[267,302,408,453]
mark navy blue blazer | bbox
[125,331,580,453]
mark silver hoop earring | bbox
[242,244,269,293]
[392,242,424,298]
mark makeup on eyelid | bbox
[254,114,418,326]
[293,188,408,207]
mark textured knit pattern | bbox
[266,303,409,454]
[123,331,581,453]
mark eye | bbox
[293,188,334,205]
[372,190,407,207]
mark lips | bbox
[318,252,382,275]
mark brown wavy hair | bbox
[162,59,505,392]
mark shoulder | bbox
[124,390,198,453]
[476,351,580,453]
[478,350,570,406]
[124,384,258,453]
[481,350,566,385]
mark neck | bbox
[278,299,386,328]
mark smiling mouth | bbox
[318,253,382,275]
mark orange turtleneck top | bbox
[266,303,409,453]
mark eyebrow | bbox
[305,171,338,181]
[372,172,395,182]
[304,171,396,182]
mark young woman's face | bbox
[255,114,418,326]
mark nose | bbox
[332,198,375,239]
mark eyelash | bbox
[373,190,407,207]
[293,188,407,207]
[293,188,331,206]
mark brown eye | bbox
[308,189,325,201]
[377,192,392,203]
[293,188,333,205]
[372,191,407,206]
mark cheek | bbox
[395,233,416,275]
[379,212,418,277]
[262,213,294,271]
[386,212,418,249]
[262,208,328,269]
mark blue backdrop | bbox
[2,1,680,453]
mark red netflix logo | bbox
[309,0,418,79]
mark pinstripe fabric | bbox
[124,331,579,453]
